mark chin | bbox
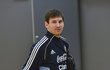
[55,33,61,36]
[53,32,62,36]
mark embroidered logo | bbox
[51,50,56,54]
[57,53,67,63]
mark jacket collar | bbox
[45,31,54,38]
[46,31,61,39]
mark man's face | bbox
[45,17,64,36]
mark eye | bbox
[59,20,63,23]
[52,20,57,24]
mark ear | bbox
[45,21,49,29]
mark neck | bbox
[54,35,61,38]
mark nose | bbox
[56,22,60,27]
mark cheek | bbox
[63,24,64,27]
[48,26,54,31]
[61,24,64,28]
[61,23,64,26]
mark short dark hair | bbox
[45,9,64,23]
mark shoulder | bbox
[60,36,66,41]
[31,35,49,50]
[60,36,68,43]
[60,36,69,47]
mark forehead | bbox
[49,17,63,21]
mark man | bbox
[23,9,75,70]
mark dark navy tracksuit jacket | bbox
[23,31,70,70]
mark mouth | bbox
[56,29,61,31]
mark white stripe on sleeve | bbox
[23,36,48,70]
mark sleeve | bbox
[60,37,76,70]
[22,43,45,70]
[65,42,76,70]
